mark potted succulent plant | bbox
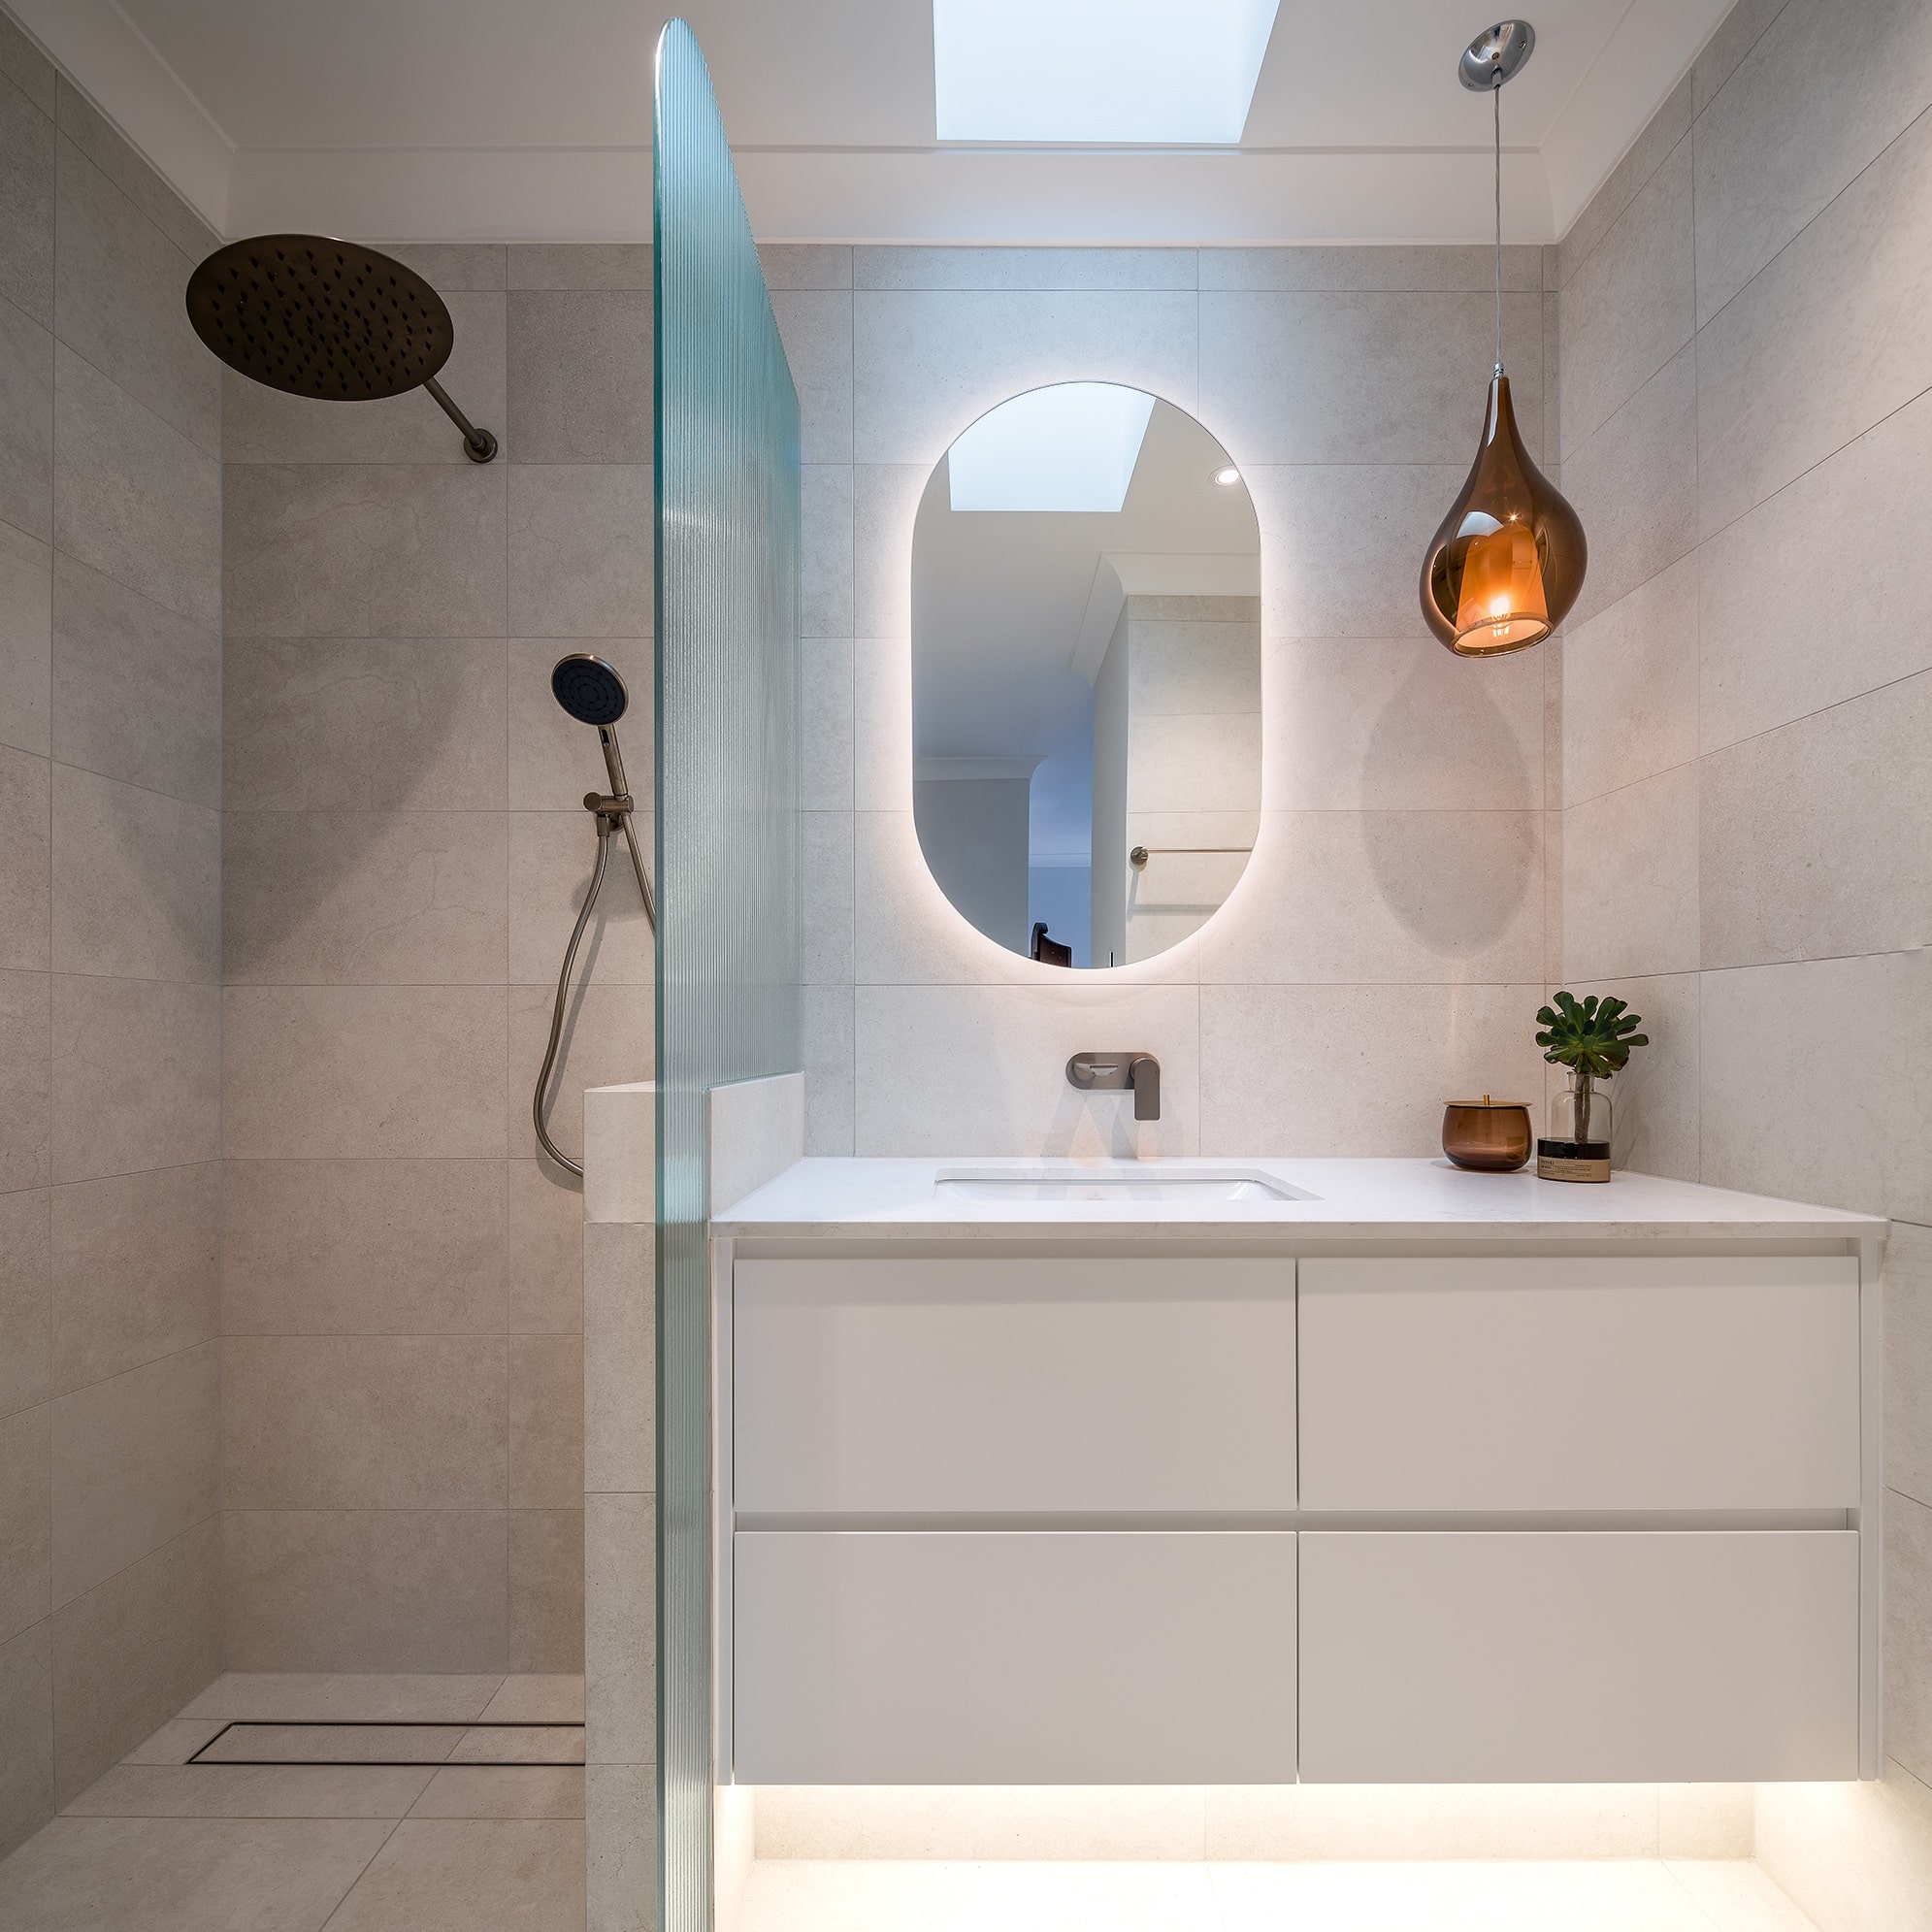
[1534,991,1648,1182]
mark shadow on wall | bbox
[1363,658,1534,956]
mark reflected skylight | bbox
[933,0,1280,145]
[948,384,1156,513]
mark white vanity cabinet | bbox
[716,1161,1883,1789]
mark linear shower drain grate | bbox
[188,1720,585,1767]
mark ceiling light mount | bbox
[1458,19,1535,91]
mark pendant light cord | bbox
[1492,78,1503,374]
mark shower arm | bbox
[420,376,499,464]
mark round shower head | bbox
[551,654,630,728]
[184,236,454,401]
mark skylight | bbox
[947,384,1156,513]
[933,0,1280,145]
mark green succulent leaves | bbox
[1535,990,1650,1081]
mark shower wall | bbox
[217,245,656,1672]
[0,15,224,1853]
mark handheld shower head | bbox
[550,653,630,728]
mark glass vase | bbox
[1537,1071,1613,1182]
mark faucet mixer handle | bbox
[1065,1051,1162,1121]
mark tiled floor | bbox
[0,1674,587,1931]
[737,1855,1821,1932]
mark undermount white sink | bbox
[934,1165,1315,1203]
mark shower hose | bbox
[532,805,654,1179]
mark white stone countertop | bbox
[711,1156,1887,1244]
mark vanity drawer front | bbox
[1298,1529,1859,1783]
[733,1529,1297,1783]
[1299,1256,1859,1509]
[734,1257,1295,1512]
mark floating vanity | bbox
[706,1158,1886,1790]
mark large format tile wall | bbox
[758,241,1562,1159]
[217,243,656,1675]
[1552,1,1932,1923]
[0,14,224,1854]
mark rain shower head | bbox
[551,654,630,729]
[185,235,497,461]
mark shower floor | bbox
[0,1672,586,1931]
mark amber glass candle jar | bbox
[1441,1096,1533,1171]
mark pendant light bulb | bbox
[1421,21,1586,658]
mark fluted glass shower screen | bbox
[655,18,802,1932]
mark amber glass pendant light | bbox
[1420,21,1586,656]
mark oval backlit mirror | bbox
[911,383,1261,968]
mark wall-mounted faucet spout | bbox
[1065,1051,1162,1121]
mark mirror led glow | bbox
[933,0,1280,145]
[947,384,1157,512]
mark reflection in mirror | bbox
[912,384,1261,968]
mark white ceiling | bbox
[16,0,1732,244]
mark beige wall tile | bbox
[384,243,508,292]
[50,975,218,1182]
[223,1509,508,1672]
[53,80,212,261]
[50,766,219,984]
[1657,1783,1753,1858]
[509,243,650,290]
[508,1334,583,1510]
[0,1617,53,1857]
[508,638,650,812]
[1558,136,1693,455]
[223,809,508,986]
[51,1162,218,1392]
[851,466,923,640]
[1692,0,1787,117]
[587,1760,654,1932]
[584,1221,653,1495]
[50,554,218,807]
[0,968,49,1190]
[1757,1757,1932,1932]
[224,636,508,813]
[222,293,505,466]
[760,243,852,291]
[1197,811,1543,988]
[49,1342,217,1605]
[1888,1487,1932,1786]
[507,289,651,464]
[1198,980,1546,1158]
[1555,344,1697,635]
[52,135,214,457]
[0,1402,49,1642]
[1699,384,1932,753]
[507,1157,582,1335]
[1693,0,1932,328]
[1560,555,1699,808]
[51,344,218,629]
[51,1515,219,1804]
[584,1491,653,1766]
[508,810,653,985]
[1201,246,1539,295]
[771,289,854,466]
[508,1509,583,1674]
[1556,77,1692,291]
[224,1335,507,1510]
[1564,972,1700,1183]
[1562,763,1700,982]
[1263,637,1542,812]
[861,246,1198,292]
[1697,102,1932,538]
[224,1158,507,1336]
[223,983,507,1160]
[507,465,652,637]
[0,292,52,544]
[1886,1223,1932,1508]
[853,289,1197,465]
[1699,672,1931,968]
[0,741,49,970]
[0,1186,49,1418]
[853,978,1198,1157]
[0,71,53,331]
[1201,288,1545,466]
[802,983,855,1156]
[223,464,506,638]
[0,521,51,757]
[1699,950,1932,1223]
[801,462,854,639]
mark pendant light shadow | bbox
[1421,19,1585,656]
